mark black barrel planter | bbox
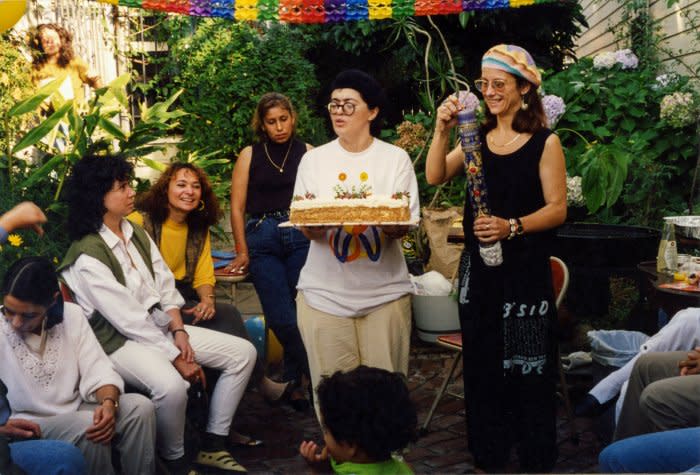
[552,223,660,318]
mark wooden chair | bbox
[420,256,574,439]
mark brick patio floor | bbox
[227,335,605,474]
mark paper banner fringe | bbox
[95,0,566,22]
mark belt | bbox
[249,209,289,220]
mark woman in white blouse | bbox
[59,154,256,475]
[0,256,155,474]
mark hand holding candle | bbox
[455,90,503,267]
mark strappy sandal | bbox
[229,430,263,448]
[195,450,247,472]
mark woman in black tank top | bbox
[425,45,567,473]
[227,93,313,411]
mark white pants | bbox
[110,324,257,460]
[590,307,700,412]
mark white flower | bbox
[614,49,639,69]
[660,92,698,128]
[593,51,616,70]
[566,175,585,206]
[654,73,679,89]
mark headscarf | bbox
[481,44,541,87]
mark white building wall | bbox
[575,0,700,74]
[12,0,129,85]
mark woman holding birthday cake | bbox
[292,69,420,422]
[425,45,567,472]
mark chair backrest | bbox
[436,257,570,352]
[59,281,75,303]
[549,256,569,309]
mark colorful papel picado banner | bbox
[93,0,567,23]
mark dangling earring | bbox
[520,95,529,111]
[198,200,205,211]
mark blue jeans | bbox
[10,439,86,475]
[599,427,700,473]
[246,213,310,382]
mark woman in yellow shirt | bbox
[132,162,289,446]
[30,23,101,106]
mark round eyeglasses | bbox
[327,102,356,116]
[474,78,508,93]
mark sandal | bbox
[195,449,247,472]
[229,430,263,448]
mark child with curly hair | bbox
[299,366,416,474]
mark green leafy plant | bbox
[544,56,698,223]
[0,72,189,276]
[5,74,187,201]
[144,19,326,163]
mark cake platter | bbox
[278,218,420,228]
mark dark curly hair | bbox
[30,23,75,70]
[482,76,546,134]
[329,69,387,137]
[251,92,297,142]
[136,162,221,231]
[65,154,134,241]
[318,366,416,461]
[2,257,63,329]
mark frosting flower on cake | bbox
[292,192,316,201]
[333,183,372,199]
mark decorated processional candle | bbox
[456,90,502,267]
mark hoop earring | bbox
[520,96,529,111]
[198,200,205,211]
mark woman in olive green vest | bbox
[60,154,256,475]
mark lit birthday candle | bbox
[456,90,503,267]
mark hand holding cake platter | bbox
[456,90,503,267]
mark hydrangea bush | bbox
[544,50,698,224]
[660,92,698,128]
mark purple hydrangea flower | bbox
[542,94,566,128]
[614,49,639,69]
[457,90,480,113]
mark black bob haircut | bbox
[1,256,63,329]
[329,69,387,137]
[317,365,416,461]
[65,154,134,241]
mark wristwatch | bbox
[101,397,119,409]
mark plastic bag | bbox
[410,270,453,296]
[588,329,650,368]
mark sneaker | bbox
[195,450,246,472]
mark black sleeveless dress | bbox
[457,128,559,472]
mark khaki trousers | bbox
[614,351,700,441]
[296,292,412,421]
[38,393,156,475]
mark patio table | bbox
[637,260,700,325]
